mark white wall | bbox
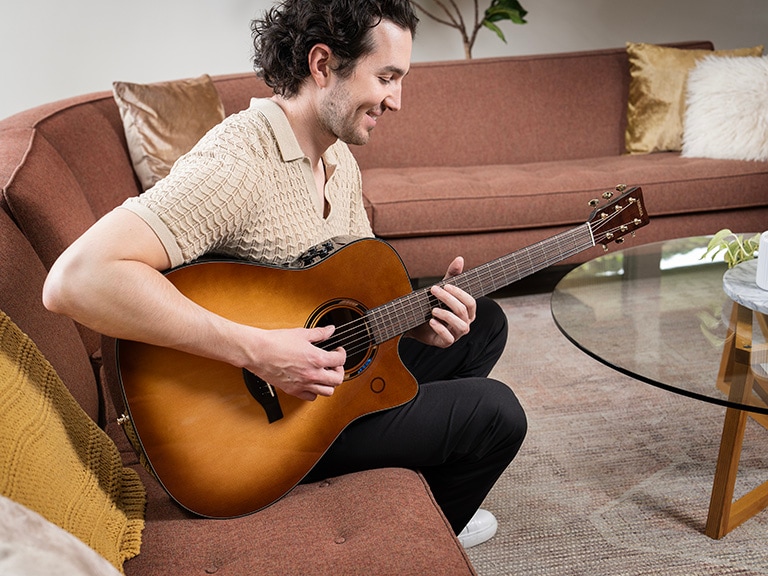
[1,0,766,120]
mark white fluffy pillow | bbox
[682,55,768,161]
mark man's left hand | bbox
[406,256,476,348]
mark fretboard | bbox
[366,223,594,344]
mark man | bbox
[43,0,527,548]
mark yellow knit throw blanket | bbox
[0,310,145,573]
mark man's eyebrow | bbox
[380,65,409,77]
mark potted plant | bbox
[411,0,528,59]
[701,229,760,268]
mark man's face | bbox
[319,20,412,146]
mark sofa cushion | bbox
[625,42,764,154]
[0,208,99,421]
[124,466,475,576]
[2,130,98,269]
[0,310,145,573]
[362,153,768,239]
[1,107,139,268]
[683,55,768,161]
[113,75,225,191]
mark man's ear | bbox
[307,44,334,88]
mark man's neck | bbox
[270,95,334,168]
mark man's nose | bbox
[384,84,402,112]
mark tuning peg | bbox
[615,184,627,192]
[602,191,614,199]
[589,198,599,207]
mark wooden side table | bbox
[707,260,768,538]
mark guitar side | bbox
[117,238,417,518]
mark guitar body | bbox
[117,238,417,518]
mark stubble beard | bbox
[320,84,373,147]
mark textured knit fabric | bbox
[122,98,373,268]
[0,310,145,574]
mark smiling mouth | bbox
[364,111,381,131]
[367,105,386,120]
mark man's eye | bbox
[379,76,392,84]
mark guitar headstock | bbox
[587,185,650,250]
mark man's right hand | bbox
[243,324,346,401]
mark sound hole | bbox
[307,299,375,378]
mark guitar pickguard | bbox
[242,369,284,423]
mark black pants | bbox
[305,297,528,534]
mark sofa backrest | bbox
[0,97,144,358]
[0,208,100,422]
[351,41,714,170]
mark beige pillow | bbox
[113,74,225,190]
[625,42,764,154]
[0,309,145,573]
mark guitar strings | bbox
[324,212,632,355]
[319,203,636,361]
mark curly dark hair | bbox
[252,0,418,97]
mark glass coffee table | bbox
[551,236,768,539]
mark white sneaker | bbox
[457,508,498,548]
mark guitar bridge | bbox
[242,369,284,423]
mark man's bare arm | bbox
[43,208,345,401]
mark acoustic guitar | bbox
[116,185,649,518]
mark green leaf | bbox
[482,20,507,42]
[700,228,760,268]
[484,0,528,24]
[485,8,525,24]
[702,228,733,261]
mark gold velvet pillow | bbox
[113,74,225,190]
[625,42,764,154]
[0,310,145,573]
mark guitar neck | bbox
[367,223,594,344]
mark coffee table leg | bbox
[706,406,748,538]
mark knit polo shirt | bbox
[121,98,373,269]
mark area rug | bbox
[467,292,768,576]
